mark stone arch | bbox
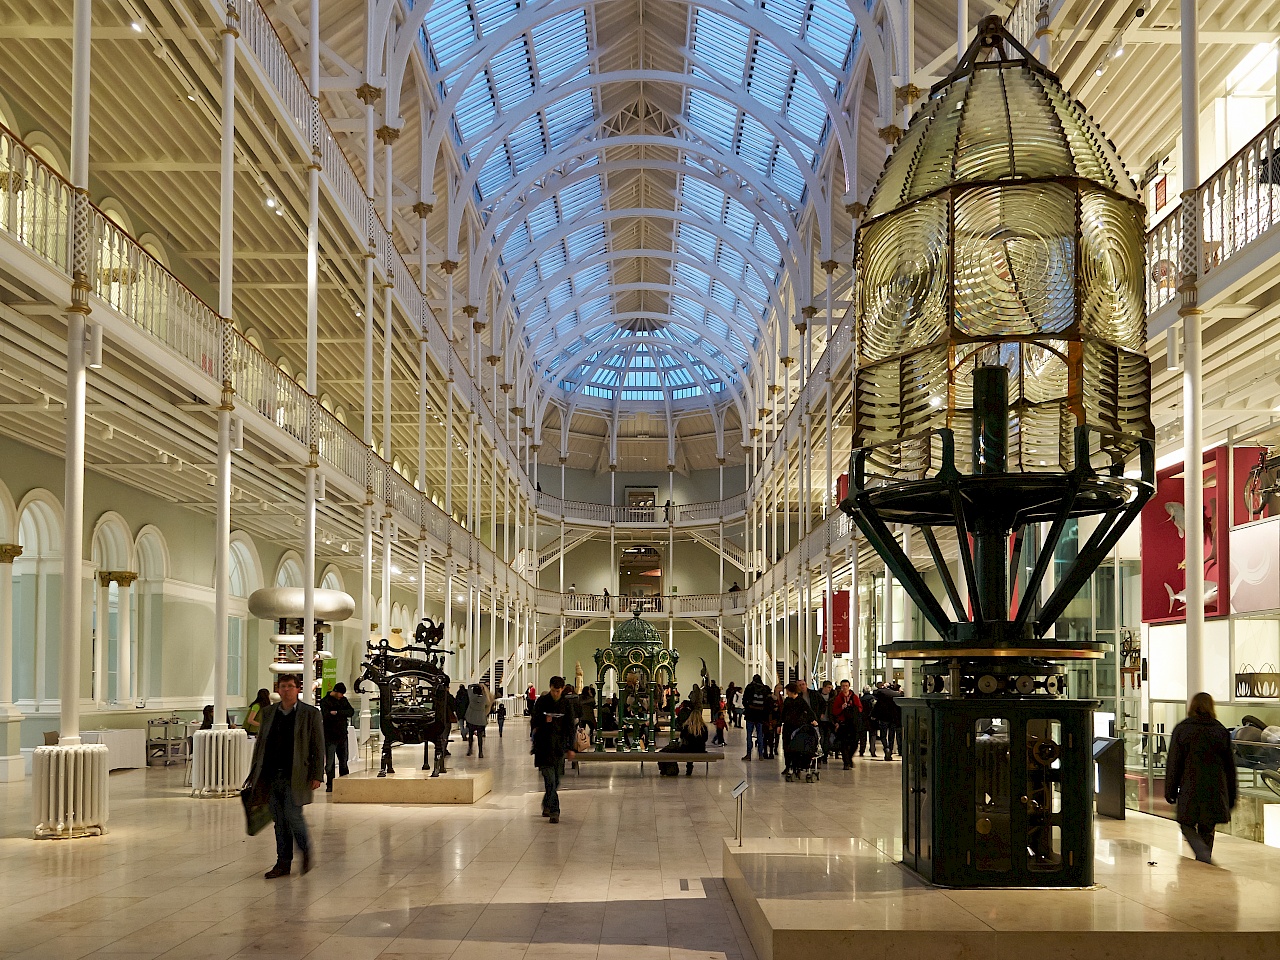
[274,550,303,588]
[91,511,133,571]
[23,132,67,178]
[133,525,169,582]
[0,476,17,543]
[17,490,63,557]
[229,532,264,597]
[319,564,345,593]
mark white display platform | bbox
[332,768,492,804]
[81,729,147,770]
[724,833,1279,960]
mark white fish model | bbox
[1164,502,1186,538]
[1165,580,1219,612]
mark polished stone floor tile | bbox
[3,720,1278,960]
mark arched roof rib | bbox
[473,150,802,300]
[403,0,874,414]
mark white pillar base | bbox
[190,728,251,798]
[0,753,24,782]
[33,743,109,838]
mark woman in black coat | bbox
[1165,692,1237,863]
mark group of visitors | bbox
[453,682,505,757]
[738,674,905,770]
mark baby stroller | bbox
[784,725,820,783]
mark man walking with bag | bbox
[532,676,576,823]
[247,675,324,878]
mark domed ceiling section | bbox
[420,0,864,411]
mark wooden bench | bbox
[572,750,725,776]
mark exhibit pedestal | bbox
[900,695,1095,887]
[723,836,1274,960]
[332,768,492,804]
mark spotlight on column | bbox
[87,323,104,369]
[231,417,244,452]
[317,473,326,501]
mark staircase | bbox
[686,529,745,571]
[537,529,595,571]
[536,617,593,660]
[688,617,746,658]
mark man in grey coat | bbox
[248,675,325,878]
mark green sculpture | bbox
[594,611,679,751]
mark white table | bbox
[81,728,148,770]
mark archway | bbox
[16,492,62,704]
[618,545,663,611]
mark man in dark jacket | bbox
[859,686,878,757]
[319,682,355,791]
[454,684,470,743]
[831,679,862,769]
[1165,692,1238,862]
[741,674,770,760]
[872,682,904,760]
[805,680,835,763]
[532,676,577,823]
[247,675,324,878]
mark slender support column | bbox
[443,561,454,665]
[93,575,107,705]
[302,0,320,702]
[0,545,24,780]
[957,0,967,57]
[901,526,914,693]
[61,0,93,747]
[1180,0,1204,694]
[359,499,374,739]
[381,512,393,661]
[116,574,134,704]
[212,4,237,732]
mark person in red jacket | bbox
[831,679,864,769]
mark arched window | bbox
[275,554,303,588]
[16,492,62,704]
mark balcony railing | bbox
[532,590,749,617]
[534,491,749,526]
[233,0,530,500]
[0,120,523,604]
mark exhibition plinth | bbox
[332,766,492,804]
[724,833,1277,960]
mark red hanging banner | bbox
[829,590,851,655]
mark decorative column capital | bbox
[877,124,903,145]
[0,544,21,563]
[462,304,478,318]
[413,200,433,218]
[356,83,382,106]
[820,259,838,274]
[440,259,458,274]
[115,572,139,587]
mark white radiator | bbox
[33,743,109,839]
[191,728,251,797]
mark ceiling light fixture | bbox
[131,21,143,32]
[266,197,276,209]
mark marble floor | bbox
[0,722,1274,960]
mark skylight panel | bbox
[770,148,805,203]
[737,114,775,178]
[525,197,560,240]
[545,89,596,149]
[680,177,727,218]
[785,73,827,142]
[673,263,711,295]
[722,198,755,241]
[536,242,567,278]
[490,39,535,112]
[677,223,717,260]
[747,39,792,112]
[691,10,751,81]
[760,0,806,40]
[474,0,520,39]
[506,114,547,175]
[455,71,498,141]
[476,147,514,199]
[422,0,474,67]
[805,0,858,67]
[559,175,603,219]
[531,10,590,81]
[504,222,531,260]
[685,91,737,152]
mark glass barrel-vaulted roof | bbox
[419,0,865,409]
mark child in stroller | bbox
[779,682,820,782]
[785,724,820,782]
